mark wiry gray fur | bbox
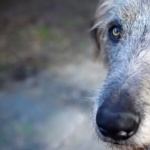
[92,0,150,150]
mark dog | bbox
[91,0,150,150]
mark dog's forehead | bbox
[116,0,150,24]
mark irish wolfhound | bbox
[91,0,150,150]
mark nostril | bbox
[99,127,108,137]
[96,109,140,140]
[99,127,133,140]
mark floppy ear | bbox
[90,21,101,58]
[90,0,114,59]
[90,24,99,49]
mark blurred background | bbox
[0,0,107,150]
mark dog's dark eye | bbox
[109,26,121,42]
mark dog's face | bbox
[92,0,150,149]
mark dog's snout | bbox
[96,108,140,141]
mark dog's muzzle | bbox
[95,88,141,142]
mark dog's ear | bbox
[90,0,114,59]
[90,21,100,49]
[90,20,101,59]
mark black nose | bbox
[96,108,140,141]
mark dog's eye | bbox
[109,26,121,42]
[112,27,121,38]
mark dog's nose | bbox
[96,108,140,140]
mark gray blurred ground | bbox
[0,0,108,150]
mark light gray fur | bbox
[92,0,150,150]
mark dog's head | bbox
[91,0,150,149]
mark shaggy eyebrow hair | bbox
[91,0,114,30]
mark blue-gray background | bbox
[0,0,106,149]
